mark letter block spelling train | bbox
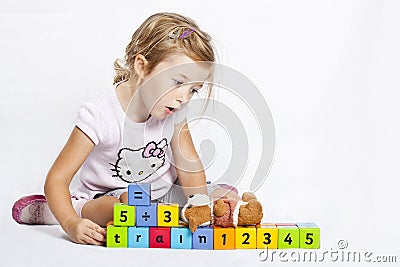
[113,203,135,226]
[128,226,149,248]
[157,203,179,227]
[235,226,257,249]
[106,225,128,248]
[149,227,170,248]
[256,223,278,249]
[297,223,320,249]
[277,224,299,249]
[128,183,151,206]
[192,226,213,250]
[213,226,235,250]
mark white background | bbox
[1,0,399,266]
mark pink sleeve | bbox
[75,101,103,145]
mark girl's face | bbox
[139,53,212,120]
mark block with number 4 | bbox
[277,224,299,249]
[256,223,278,249]
[157,203,179,227]
[297,223,320,249]
[114,203,135,226]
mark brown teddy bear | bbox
[181,192,263,233]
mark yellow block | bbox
[213,226,235,250]
[157,203,179,227]
[235,226,257,249]
[256,223,278,249]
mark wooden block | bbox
[192,226,213,250]
[113,203,135,226]
[128,226,149,248]
[106,225,128,248]
[256,223,278,249]
[149,227,170,248]
[136,203,157,227]
[213,226,235,250]
[128,183,151,206]
[157,203,179,227]
[171,226,192,249]
[235,226,257,249]
[277,225,299,249]
[297,223,320,249]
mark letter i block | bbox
[297,223,320,249]
[136,203,157,227]
[114,203,135,226]
[157,203,179,227]
[277,224,300,249]
[235,226,257,249]
[149,227,170,248]
[213,226,235,250]
[256,223,278,249]
[106,225,128,248]
[128,226,149,248]
[171,226,192,249]
[128,183,151,206]
[192,226,213,250]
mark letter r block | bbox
[113,203,135,226]
[128,183,151,206]
[128,226,149,248]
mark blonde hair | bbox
[113,12,217,120]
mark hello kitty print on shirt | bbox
[109,138,168,183]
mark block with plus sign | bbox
[136,203,157,226]
[128,183,151,206]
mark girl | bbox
[12,12,240,246]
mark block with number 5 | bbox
[297,223,320,249]
[113,203,135,226]
[277,224,299,249]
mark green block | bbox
[297,223,320,249]
[106,225,128,248]
[277,226,299,249]
[114,203,135,226]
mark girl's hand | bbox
[63,216,106,246]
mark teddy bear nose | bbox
[189,194,194,198]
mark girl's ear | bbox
[133,54,148,80]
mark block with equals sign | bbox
[128,183,151,206]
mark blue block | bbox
[128,227,149,248]
[192,226,213,250]
[171,227,192,249]
[128,183,151,206]
[136,203,157,226]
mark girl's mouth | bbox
[165,106,175,115]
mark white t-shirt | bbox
[72,81,189,200]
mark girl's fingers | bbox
[83,226,105,243]
[85,219,106,236]
[80,234,104,246]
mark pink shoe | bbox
[12,195,58,225]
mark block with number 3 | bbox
[157,203,179,227]
[256,223,278,249]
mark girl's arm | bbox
[171,119,208,197]
[44,126,105,245]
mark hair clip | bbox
[168,28,195,39]
[179,28,195,39]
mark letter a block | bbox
[106,225,128,248]
[235,226,257,249]
[192,226,213,250]
[213,226,235,250]
[114,203,135,226]
[128,226,149,248]
[157,203,179,227]
[297,223,320,249]
[256,223,278,249]
[136,203,157,227]
[277,224,299,249]
[149,227,170,248]
[171,227,192,249]
[128,183,151,206]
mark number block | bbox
[136,203,157,227]
[235,226,257,249]
[128,183,151,206]
[157,203,179,227]
[128,226,149,248]
[149,227,170,248]
[114,203,135,226]
[171,226,192,249]
[106,225,128,248]
[256,223,278,249]
[213,226,235,250]
[297,223,320,249]
[192,226,213,250]
[277,225,299,249]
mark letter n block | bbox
[128,226,149,248]
[128,183,151,206]
[114,203,135,226]
[277,224,300,249]
[171,226,192,249]
[256,223,278,249]
[106,225,128,248]
[297,223,320,249]
[149,227,170,248]
[235,226,257,249]
[213,226,235,250]
[136,203,157,227]
[192,226,213,250]
[157,203,179,227]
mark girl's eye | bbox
[191,88,199,94]
[173,79,184,86]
